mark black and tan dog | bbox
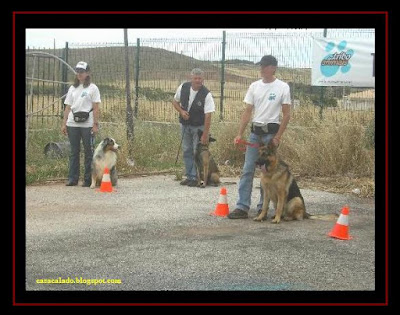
[194,130,220,188]
[254,142,308,223]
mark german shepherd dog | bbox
[194,130,220,188]
[90,137,120,189]
[254,142,308,223]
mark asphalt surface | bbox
[26,175,375,292]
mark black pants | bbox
[67,126,93,184]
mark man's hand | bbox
[180,110,190,120]
[201,132,209,145]
[234,135,242,145]
[271,136,280,147]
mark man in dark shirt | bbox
[172,68,216,187]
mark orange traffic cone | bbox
[210,187,230,217]
[98,167,113,192]
[328,205,352,240]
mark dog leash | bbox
[175,125,187,166]
[235,139,260,151]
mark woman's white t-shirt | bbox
[244,78,291,125]
[64,83,101,127]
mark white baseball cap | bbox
[75,61,89,71]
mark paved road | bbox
[26,175,375,292]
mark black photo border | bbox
[11,10,391,306]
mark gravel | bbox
[26,175,375,292]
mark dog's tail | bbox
[304,201,338,220]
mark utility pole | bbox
[124,29,135,164]
[220,31,226,121]
[319,28,328,120]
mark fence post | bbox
[134,38,140,118]
[319,29,327,120]
[220,31,226,122]
[124,29,134,143]
[61,42,69,113]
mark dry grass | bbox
[279,123,375,177]
[26,103,374,198]
[298,176,374,198]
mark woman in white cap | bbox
[61,61,101,187]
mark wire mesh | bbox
[25,29,375,127]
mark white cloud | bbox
[26,28,279,48]
[26,29,124,48]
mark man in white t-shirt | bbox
[172,68,216,187]
[228,55,292,219]
[61,61,101,187]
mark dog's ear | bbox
[102,138,110,148]
[209,135,216,142]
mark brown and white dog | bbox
[90,137,120,189]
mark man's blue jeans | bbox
[236,132,275,212]
[181,124,204,181]
[67,126,94,184]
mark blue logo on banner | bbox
[321,40,354,77]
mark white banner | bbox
[311,37,375,87]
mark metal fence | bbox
[26,29,375,128]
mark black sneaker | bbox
[227,209,248,219]
[66,181,78,186]
[187,180,198,187]
[82,182,91,187]
[180,178,191,186]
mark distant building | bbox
[292,99,300,109]
[340,89,375,110]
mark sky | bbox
[25,28,374,68]
[25,28,318,49]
